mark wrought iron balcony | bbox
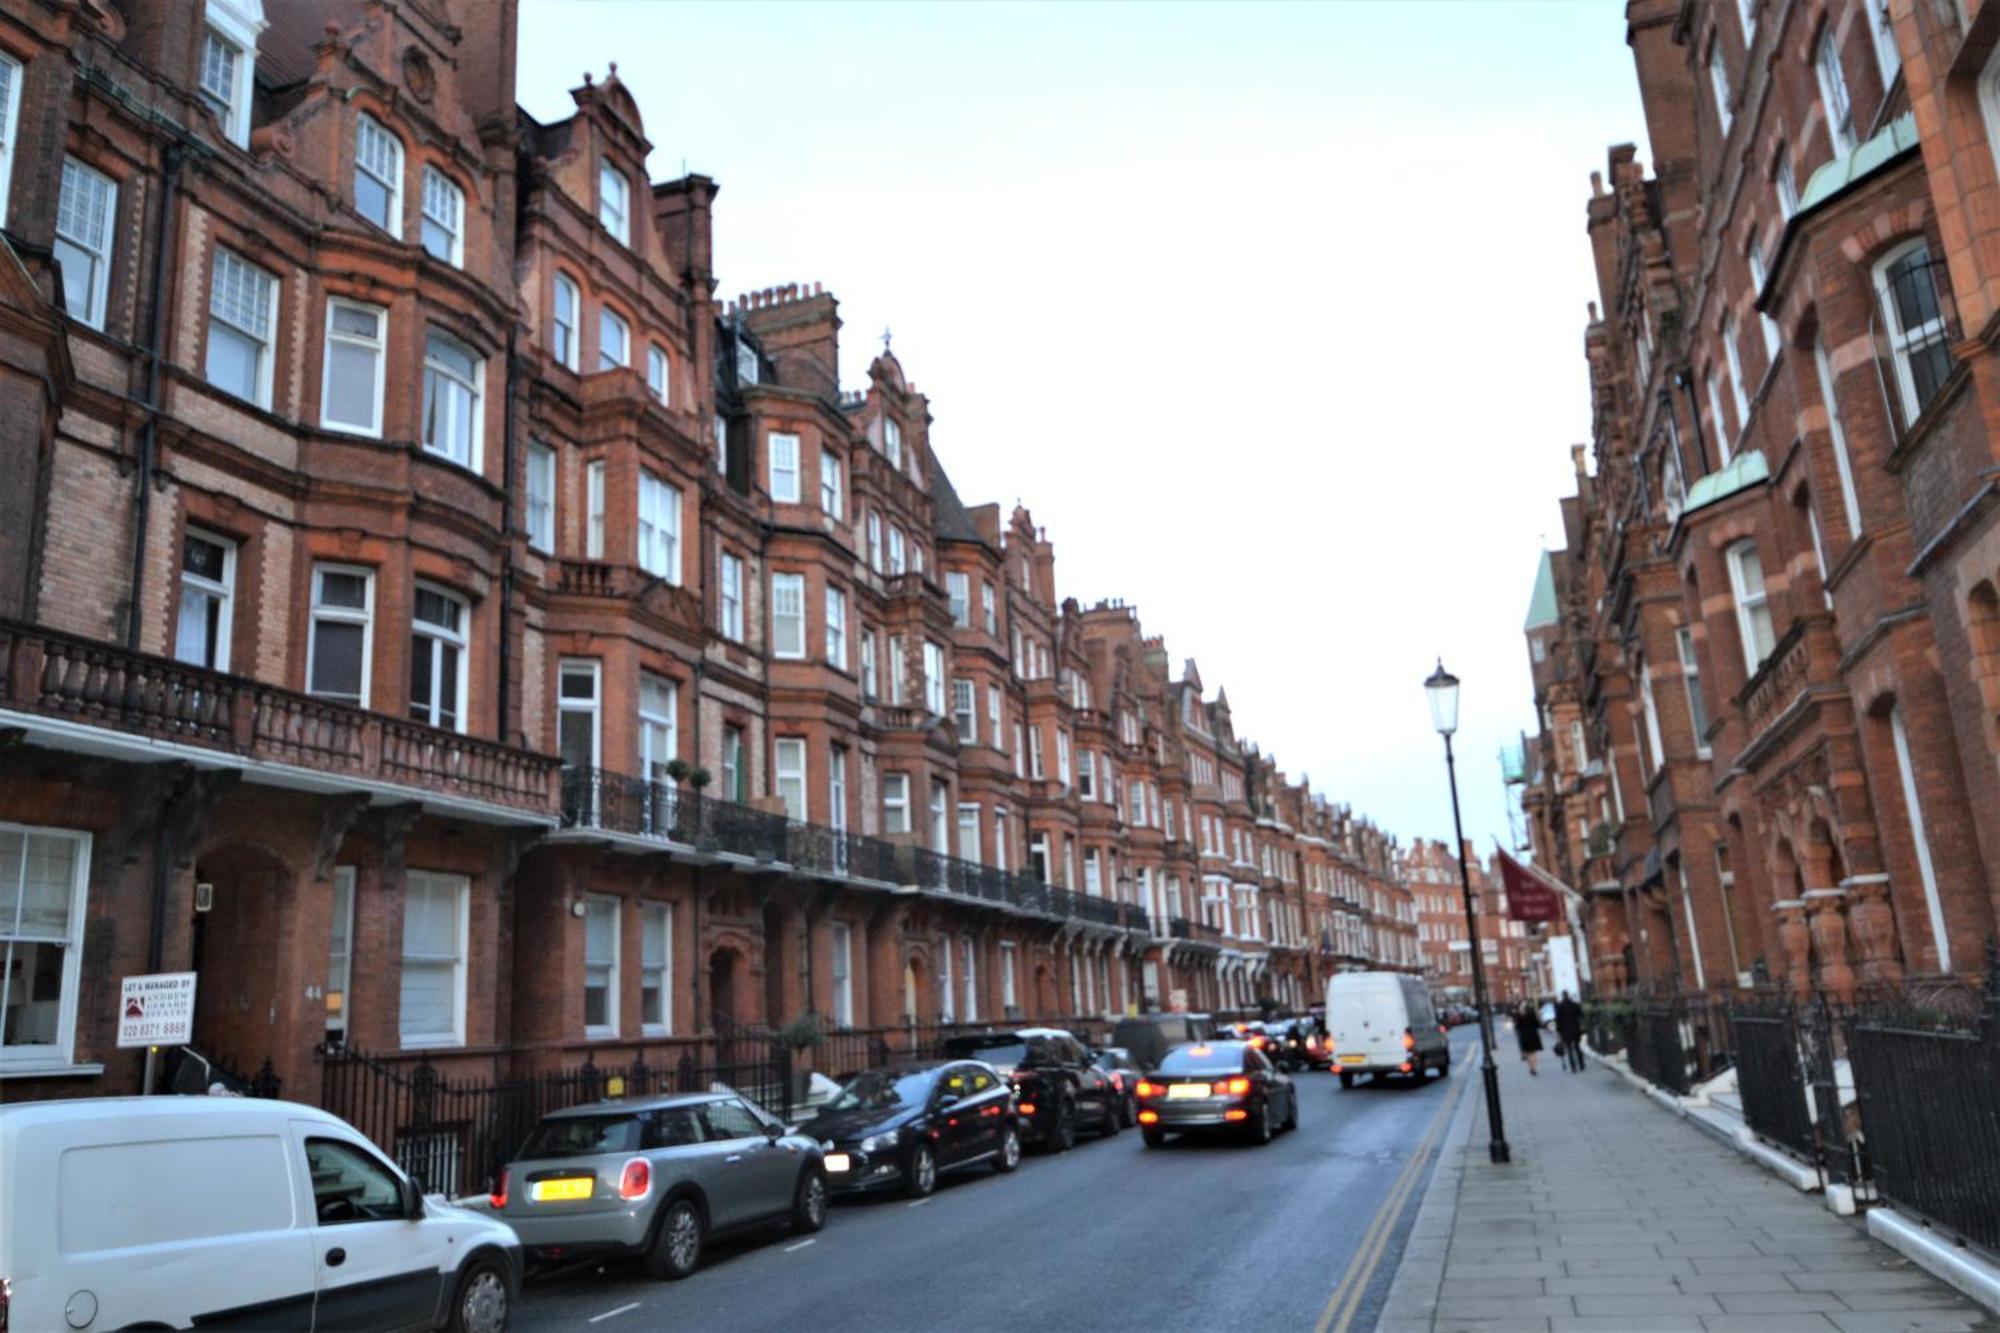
[0,619,558,815]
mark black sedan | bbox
[795,1061,1020,1198]
[1092,1046,1146,1127]
[1134,1040,1299,1147]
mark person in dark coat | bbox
[1512,1003,1543,1075]
[1554,991,1586,1072]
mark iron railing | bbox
[1623,995,1734,1096]
[1729,998,1816,1163]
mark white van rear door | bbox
[293,1126,453,1331]
[58,1132,316,1329]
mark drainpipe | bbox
[127,141,184,649]
[497,328,517,742]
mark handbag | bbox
[1553,1039,1567,1058]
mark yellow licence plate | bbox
[1339,1055,1366,1065]
[531,1177,594,1202]
[1166,1083,1209,1099]
[823,1153,852,1174]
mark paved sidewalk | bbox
[1376,1034,1998,1333]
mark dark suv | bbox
[938,1028,1118,1151]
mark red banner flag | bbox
[1497,851,1565,923]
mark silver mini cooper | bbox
[489,1091,826,1279]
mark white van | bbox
[0,1096,522,1332]
[1326,972,1451,1088]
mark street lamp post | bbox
[1426,660,1512,1165]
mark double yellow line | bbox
[1312,1070,1469,1333]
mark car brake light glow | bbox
[1110,1073,1124,1091]
[1402,1029,1416,1051]
[1225,1077,1251,1095]
[1224,1109,1248,1122]
[619,1158,651,1201]
[489,1169,509,1210]
[1135,1080,1161,1099]
[1399,1061,1413,1074]
[1137,1110,1159,1124]
[1018,1102,1037,1117]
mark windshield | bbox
[1158,1043,1244,1076]
[824,1069,936,1113]
[1093,1048,1129,1068]
[943,1039,1029,1068]
[519,1114,642,1159]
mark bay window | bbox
[775,739,807,822]
[769,432,800,503]
[772,573,805,658]
[321,299,386,436]
[637,472,681,583]
[421,328,483,470]
[598,307,629,371]
[420,166,463,266]
[1725,541,1777,674]
[825,586,848,668]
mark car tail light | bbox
[1135,1080,1161,1099]
[1224,1109,1248,1122]
[1305,1036,1320,1050]
[1110,1073,1124,1091]
[1439,1025,1448,1036]
[1402,1029,1416,1051]
[1399,1061,1413,1074]
[489,1169,509,1210]
[1018,1102,1037,1117]
[1225,1077,1251,1096]
[1137,1110,1159,1125]
[619,1158,651,1201]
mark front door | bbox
[697,1099,795,1226]
[296,1130,443,1331]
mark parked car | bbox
[0,1095,522,1333]
[1327,971,1451,1087]
[796,1061,1020,1198]
[1091,1045,1146,1126]
[939,1028,1119,1150]
[490,1091,825,1280]
[1134,1039,1299,1146]
[1109,1013,1213,1071]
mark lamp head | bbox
[1425,659,1460,738]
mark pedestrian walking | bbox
[1554,990,1586,1073]
[1512,1003,1542,1075]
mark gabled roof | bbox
[1524,551,1559,632]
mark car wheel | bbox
[1098,1097,1121,1138]
[1339,1070,1354,1090]
[1251,1101,1274,1145]
[1142,1127,1166,1149]
[994,1125,1022,1174]
[791,1168,828,1234]
[1284,1091,1299,1132]
[1121,1095,1137,1129]
[906,1143,938,1198]
[1439,1052,1451,1076]
[645,1198,704,1281]
[1049,1097,1077,1153]
[447,1255,510,1333]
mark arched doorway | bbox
[188,844,293,1074]
[708,946,743,1031]
[903,954,928,1023]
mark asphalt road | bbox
[511,1033,1477,1333]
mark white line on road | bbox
[784,1238,818,1252]
[906,1197,933,1208]
[587,1302,641,1324]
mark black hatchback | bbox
[796,1061,1021,1198]
[1135,1040,1299,1147]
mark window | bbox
[774,739,806,822]
[867,512,883,573]
[54,158,116,330]
[412,165,466,267]
[720,553,744,642]
[327,865,355,1038]
[1723,316,1751,425]
[883,417,903,468]
[648,344,670,403]
[888,526,906,575]
[1029,726,1045,780]
[1726,542,1777,674]
[557,658,601,774]
[947,572,970,627]
[1806,500,1833,608]
[1874,241,1954,427]
[862,632,878,698]
[721,725,745,803]
[0,54,19,221]
[206,248,277,407]
[399,871,468,1047]
[987,685,1001,747]
[957,802,980,862]
[1012,722,1024,776]
[641,903,671,1035]
[637,472,681,583]
[961,938,978,1022]
[197,26,251,146]
[1736,0,1756,41]
[772,573,805,658]
[820,449,843,519]
[953,680,976,742]
[1030,833,1050,883]
[410,584,469,732]
[598,158,629,244]
[769,433,800,503]
[829,746,848,833]
[883,773,910,834]
[354,115,403,237]
[939,930,955,1022]
[825,586,848,668]
[734,336,759,386]
[422,329,483,470]
[1746,240,1780,363]
[1708,38,1733,136]
[923,642,946,714]
[1639,663,1665,776]
[1861,0,1899,85]
[930,780,950,855]
[552,274,579,371]
[993,811,1009,872]
[1676,627,1711,756]
[308,565,373,706]
[830,923,854,1027]
[598,307,629,371]
[525,442,555,553]
[982,582,997,634]
[1776,155,1799,220]
[585,459,605,558]
[889,637,906,704]
[1888,704,1949,971]
[1057,730,1072,785]
[1078,749,1096,799]
[1000,941,1017,1011]
[577,895,620,1037]
[1707,374,1733,464]
[321,300,386,435]
[1813,339,1863,540]
[639,673,677,787]
[175,529,235,671]
[1662,440,1684,524]
[1816,29,1856,155]
[0,825,90,1067]
[306,1138,404,1223]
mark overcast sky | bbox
[517,0,1647,863]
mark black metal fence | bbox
[321,1038,794,1199]
[1728,999,1816,1163]
[1619,996,1735,1096]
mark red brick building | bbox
[1520,0,2000,1003]
[0,0,1421,1118]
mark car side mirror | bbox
[764,1121,784,1140]
[935,1092,960,1110]
[402,1178,426,1220]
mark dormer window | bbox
[354,114,403,238]
[598,158,629,245]
[884,418,902,468]
[598,307,629,371]
[198,0,263,149]
[734,336,759,387]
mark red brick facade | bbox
[0,0,1420,1104]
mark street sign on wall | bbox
[117,972,197,1048]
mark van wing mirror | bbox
[402,1177,426,1219]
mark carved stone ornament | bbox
[403,47,436,103]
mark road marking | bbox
[1313,1072,1469,1333]
[906,1197,933,1208]
[784,1238,818,1252]
[587,1302,641,1324]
